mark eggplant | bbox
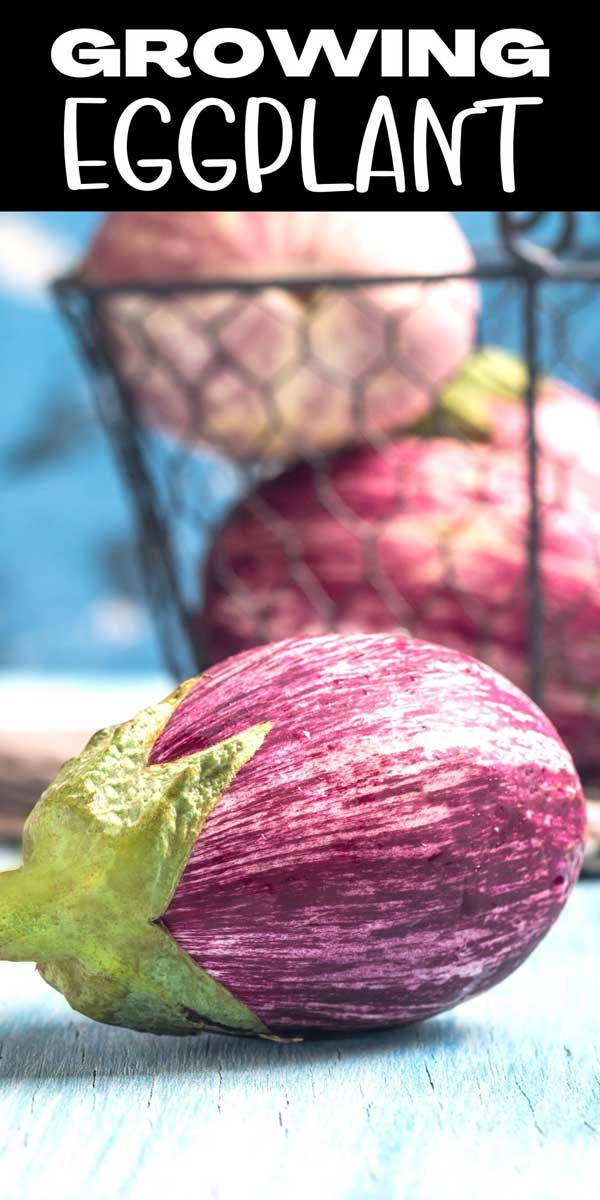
[0,634,585,1038]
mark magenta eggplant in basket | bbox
[202,435,600,777]
[0,635,585,1038]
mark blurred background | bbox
[1,211,159,676]
[0,213,509,680]
[0,210,568,676]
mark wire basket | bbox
[54,213,600,812]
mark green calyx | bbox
[430,346,531,439]
[0,680,275,1038]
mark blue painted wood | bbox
[0,845,598,1200]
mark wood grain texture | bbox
[0,848,598,1200]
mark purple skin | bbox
[152,634,586,1036]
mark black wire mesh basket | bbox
[54,212,600,841]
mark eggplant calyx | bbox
[0,679,273,1037]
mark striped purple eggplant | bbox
[0,635,586,1038]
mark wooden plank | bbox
[0,847,598,1200]
[0,732,92,840]
[0,672,171,842]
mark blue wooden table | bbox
[1,844,598,1200]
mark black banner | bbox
[3,15,596,209]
